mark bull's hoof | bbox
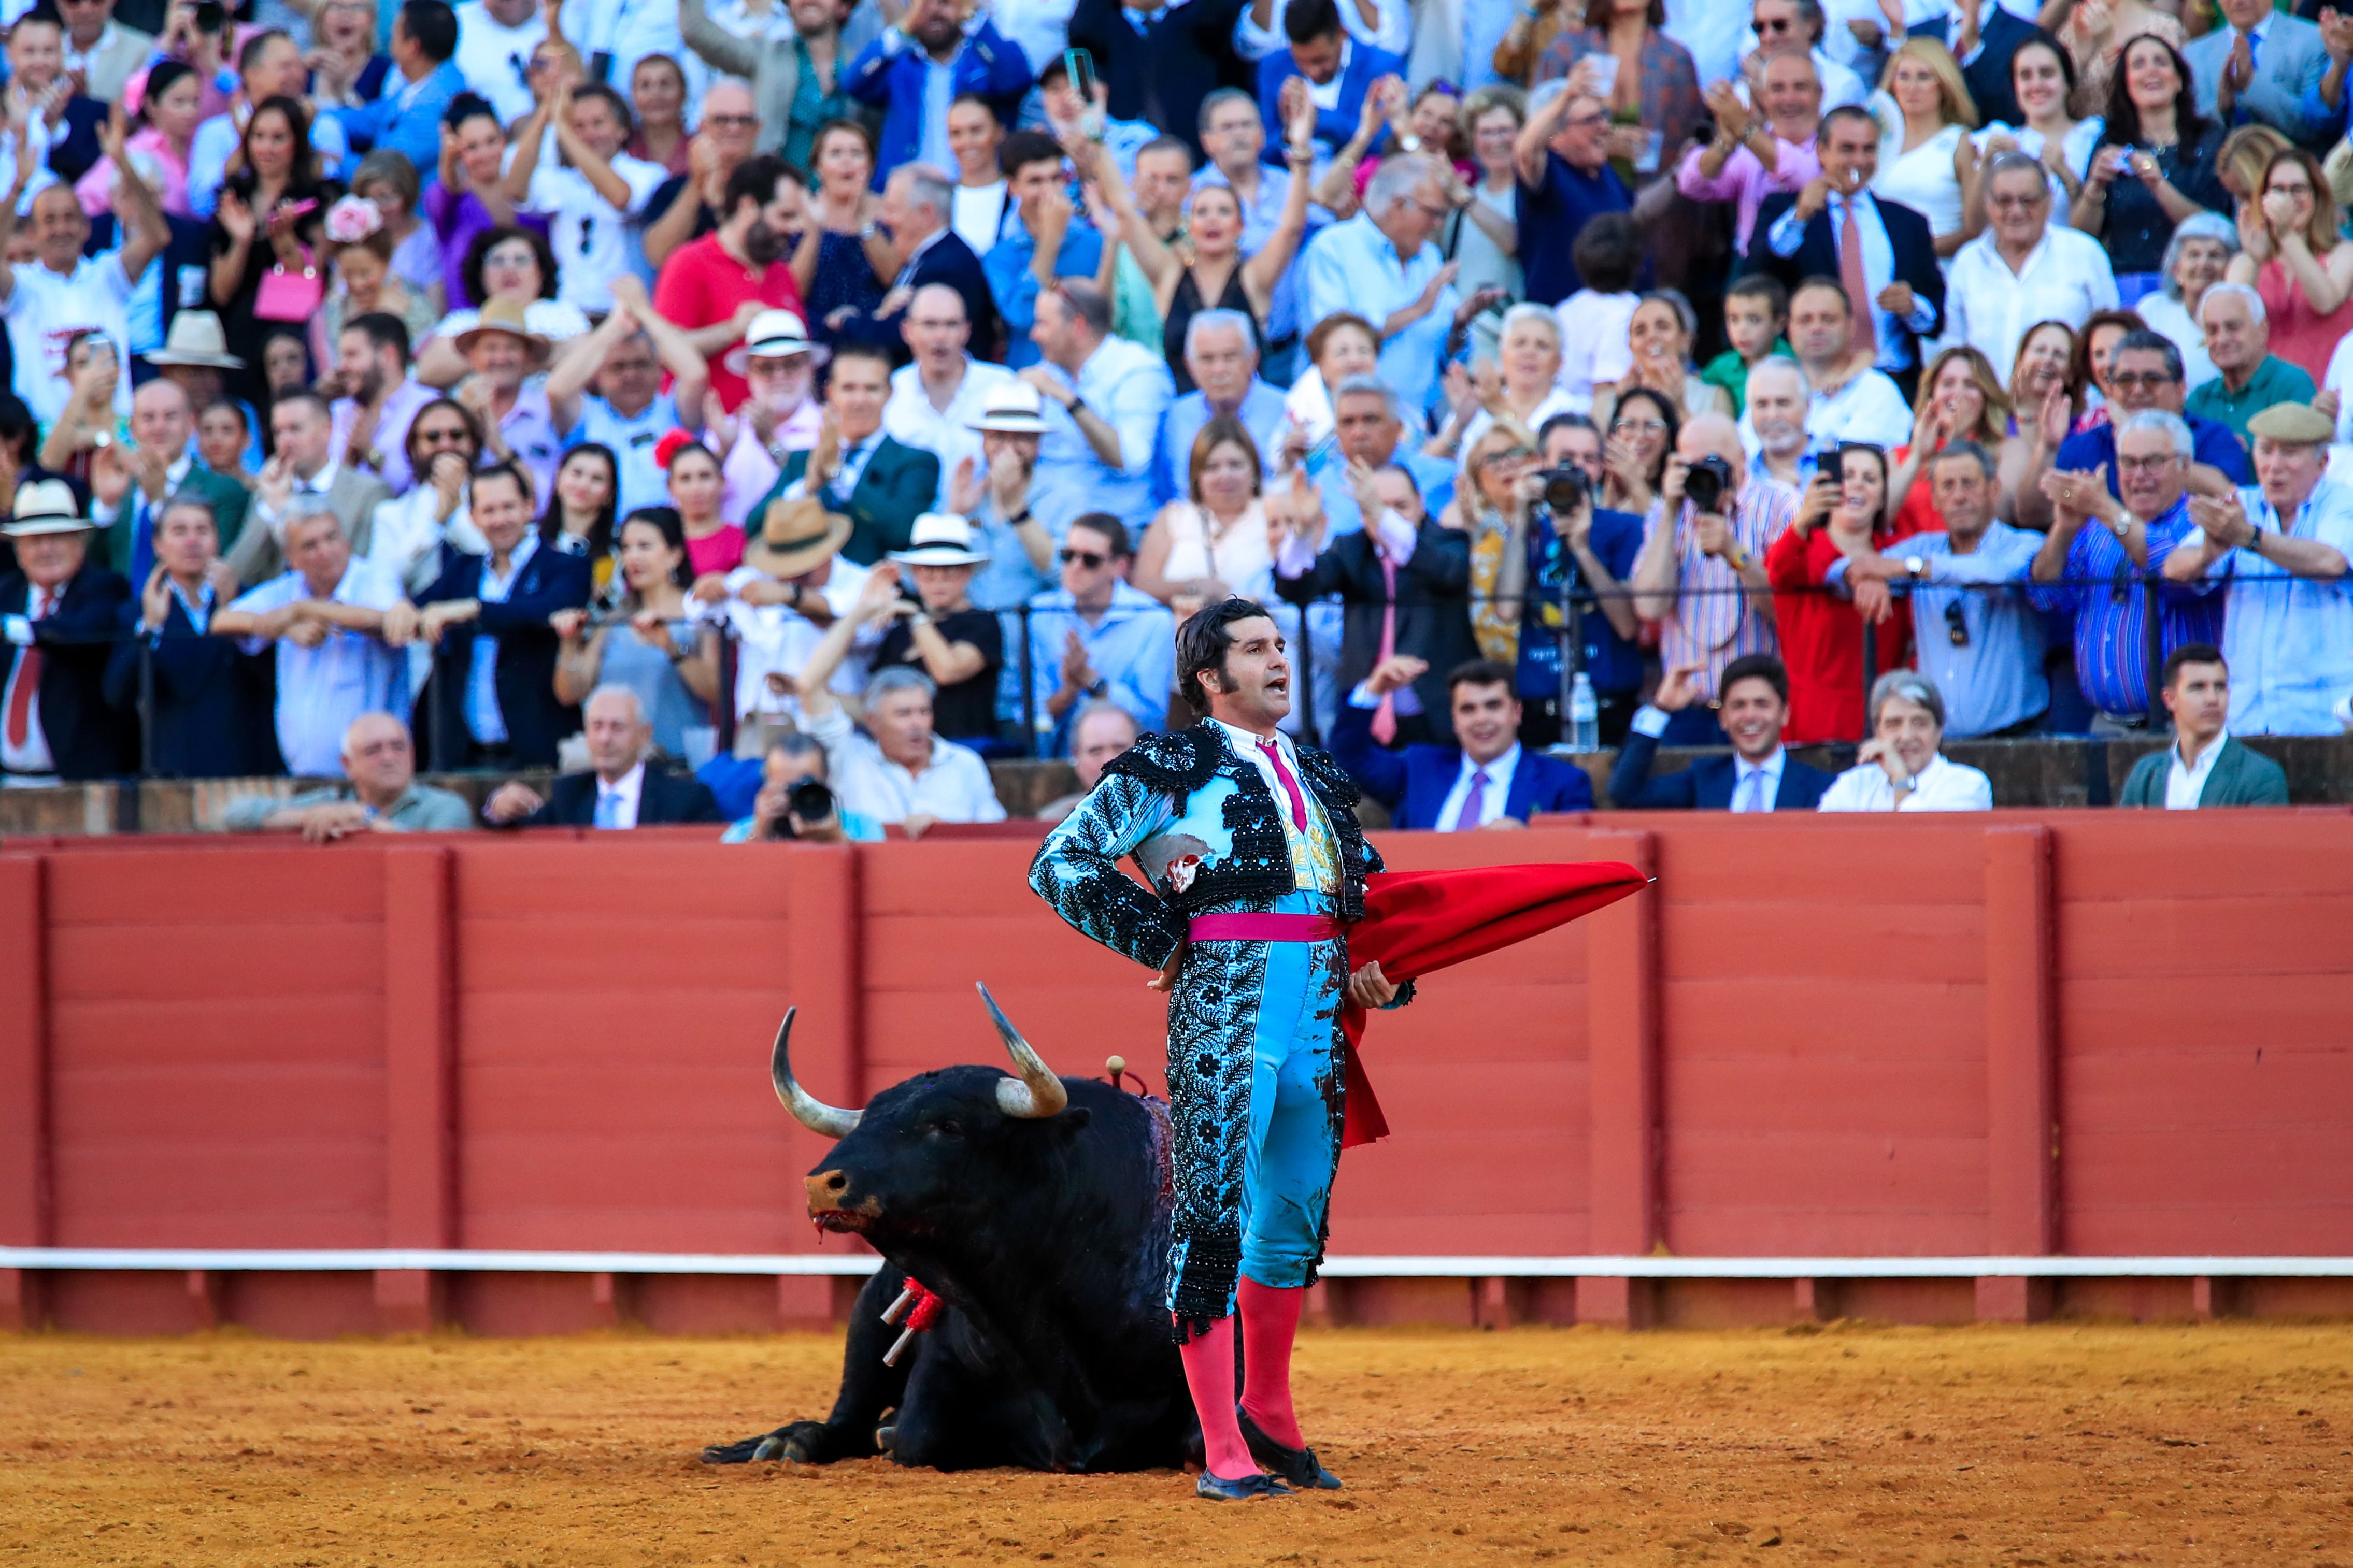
[702,1421,835,1465]
[1196,1470,1293,1501]
[700,1431,780,1464]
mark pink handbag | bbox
[254,248,323,323]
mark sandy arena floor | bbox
[3,1322,2349,1566]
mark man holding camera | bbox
[721,732,886,842]
[1629,413,1799,747]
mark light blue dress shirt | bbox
[1025,579,1176,753]
[2193,480,2353,736]
[465,534,538,747]
[1025,335,1177,535]
[228,558,409,778]
[1300,212,1457,420]
[1152,378,1290,507]
[982,216,1107,370]
[1764,191,1941,375]
[1875,522,2049,738]
[1305,440,1457,538]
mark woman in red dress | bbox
[1766,443,1912,744]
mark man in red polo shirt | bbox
[653,152,810,414]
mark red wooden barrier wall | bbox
[3,809,2350,1337]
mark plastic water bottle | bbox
[1568,672,1600,754]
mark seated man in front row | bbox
[1332,656,1594,828]
[222,712,475,839]
[482,685,723,828]
[1609,653,1833,810]
[2117,645,2289,809]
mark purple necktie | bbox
[1454,767,1487,831]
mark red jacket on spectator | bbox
[1766,520,1916,746]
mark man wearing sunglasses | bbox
[1024,511,1174,753]
[1842,441,2048,739]
[1739,0,1866,114]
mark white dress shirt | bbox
[593,760,645,829]
[1941,224,2119,384]
[2163,732,2226,810]
[1729,748,1786,813]
[718,557,877,727]
[809,700,1008,826]
[228,557,409,778]
[1437,744,1519,830]
[1802,366,1915,452]
[1817,752,1995,812]
[882,357,1017,506]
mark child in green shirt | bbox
[1701,272,1797,418]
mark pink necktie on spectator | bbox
[1453,766,1487,831]
[1257,737,1308,831]
[5,589,51,751]
[1839,197,1879,361]
[1371,553,1400,744]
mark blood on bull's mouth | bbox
[812,1211,869,1236]
[806,1169,881,1233]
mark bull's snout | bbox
[805,1169,877,1234]
[806,1170,852,1212]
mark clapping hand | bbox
[948,454,983,515]
[139,565,172,632]
[2188,492,2256,550]
[1058,628,1097,695]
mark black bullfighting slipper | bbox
[1238,1407,1343,1490]
[1195,1470,1294,1501]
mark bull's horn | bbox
[976,984,1068,1119]
[769,1008,862,1138]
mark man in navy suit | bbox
[1608,654,1833,811]
[837,165,1001,365]
[1742,106,1944,402]
[2,481,129,782]
[481,685,722,828]
[102,490,276,778]
[410,462,591,770]
[1333,656,1595,829]
[1254,0,1402,166]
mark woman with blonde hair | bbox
[2226,147,2353,385]
[1887,345,2012,536]
[1871,37,1982,258]
[2215,123,2291,209]
[1444,421,1543,674]
[1429,303,1574,467]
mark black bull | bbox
[702,987,1202,1472]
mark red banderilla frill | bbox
[879,1278,946,1366]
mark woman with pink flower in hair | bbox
[314,194,438,371]
[660,430,748,578]
[73,60,203,218]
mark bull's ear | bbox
[1047,1107,1092,1139]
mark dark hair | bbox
[2161,642,2225,689]
[399,0,459,62]
[1176,596,1276,709]
[812,117,877,172]
[1188,413,1263,501]
[1048,277,1112,335]
[1001,128,1064,181]
[269,387,332,424]
[1446,658,1518,699]
[404,395,482,467]
[663,436,720,474]
[0,394,36,465]
[723,152,799,220]
[139,61,197,126]
[199,397,250,434]
[1791,273,1851,317]
[469,457,535,510]
[2069,306,2147,399]
[1718,653,1790,706]
[949,90,1002,126]
[1725,271,1790,318]
[462,224,560,304]
[444,90,500,132]
[341,310,411,367]
[1305,310,1377,368]
[9,7,59,31]
[1576,0,1661,24]
[829,339,896,376]
[237,26,291,74]
[2009,33,2076,104]
[1537,410,1599,450]
[1285,0,1342,44]
[1570,212,1642,295]
[1820,103,1879,144]
[1067,511,1130,557]
[541,441,619,557]
[1609,385,1681,485]
[618,505,695,594]
[1138,134,1195,171]
[227,95,323,197]
[262,326,316,393]
[572,82,635,142]
[2113,327,2184,383]
[2099,32,2205,151]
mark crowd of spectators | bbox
[3,0,2348,836]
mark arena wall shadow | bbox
[4,810,2350,1335]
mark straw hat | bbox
[746,308,816,357]
[966,381,1051,435]
[743,495,853,579]
[146,310,244,370]
[2,479,94,536]
[454,298,552,366]
[888,511,991,568]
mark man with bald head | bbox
[1631,411,1801,745]
[0,153,171,428]
[97,379,252,584]
[642,82,765,270]
[223,713,475,838]
[482,685,723,827]
[883,282,1016,503]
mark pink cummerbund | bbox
[1187,913,1341,943]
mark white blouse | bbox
[1817,752,1994,812]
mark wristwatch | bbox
[1007,506,1036,527]
[1903,556,1927,579]
[1396,133,1422,153]
[1066,395,1089,418]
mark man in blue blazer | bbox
[1608,654,1834,811]
[842,0,1032,184]
[2184,0,2332,149]
[102,491,277,778]
[1255,0,1403,167]
[410,463,592,770]
[1333,656,1595,829]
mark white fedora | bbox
[746,308,816,357]
[146,310,245,370]
[3,479,94,536]
[966,382,1051,435]
[888,511,992,568]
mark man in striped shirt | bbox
[1630,412,1800,745]
[2027,410,2223,733]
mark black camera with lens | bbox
[1682,453,1735,515]
[766,778,840,839]
[1537,464,1589,514]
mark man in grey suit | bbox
[2184,0,2333,147]
[224,391,396,588]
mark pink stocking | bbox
[1174,1315,1258,1480]
[1236,1277,1304,1449]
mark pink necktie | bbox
[1453,766,1487,831]
[5,589,50,751]
[1258,737,1308,831]
[1371,553,1400,745]
[1839,197,1879,361]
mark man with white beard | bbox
[1743,356,1816,487]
